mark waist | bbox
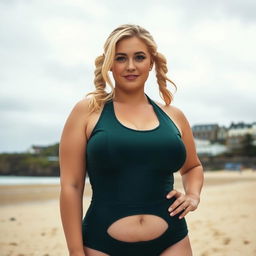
[90,197,175,207]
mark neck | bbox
[113,89,148,106]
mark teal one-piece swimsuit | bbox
[82,93,188,256]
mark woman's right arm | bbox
[59,99,90,256]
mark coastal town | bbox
[192,121,256,157]
[22,121,256,174]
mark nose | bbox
[126,58,136,71]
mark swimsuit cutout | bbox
[82,93,188,256]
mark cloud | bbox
[170,0,256,24]
[0,0,255,152]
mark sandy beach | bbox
[1,170,256,256]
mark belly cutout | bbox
[106,214,169,242]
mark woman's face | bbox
[111,36,152,92]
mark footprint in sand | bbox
[212,247,221,252]
[9,242,18,246]
[223,237,231,245]
[212,228,225,237]
[50,227,58,236]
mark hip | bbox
[82,197,187,232]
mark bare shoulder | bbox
[72,97,91,115]
[69,97,92,121]
[60,98,92,137]
[153,100,189,137]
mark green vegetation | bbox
[39,143,59,157]
[240,134,256,156]
[0,137,255,176]
[0,143,60,176]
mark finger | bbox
[168,197,184,213]
[166,189,178,199]
[169,202,187,217]
[179,205,193,219]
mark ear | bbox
[149,62,153,71]
[150,58,154,69]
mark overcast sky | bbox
[0,0,255,153]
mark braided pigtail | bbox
[154,52,177,105]
[86,54,114,114]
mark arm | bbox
[179,108,204,200]
[59,99,90,256]
[165,106,204,218]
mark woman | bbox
[59,24,204,256]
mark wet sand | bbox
[0,170,256,255]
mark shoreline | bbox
[1,170,256,206]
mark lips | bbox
[123,75,139,80]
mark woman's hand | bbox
[166,189,200,219]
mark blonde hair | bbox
[85,24,177,114]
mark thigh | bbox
[84,246,110,256]
[160,235,193,256]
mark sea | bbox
[0,175,90,185]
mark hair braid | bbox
[85,54,114,114]
[154,52,177,105]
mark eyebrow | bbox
[115,51,146,56]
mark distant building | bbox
[217,126,228,143]
[47,156,59,161]
[194,139,228,156]
[226,122,255,150]
[228,122,253,136]
[27,145,47,154]
[192,124,219,142]
[252,122,256,145]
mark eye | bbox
[115,56,126,62]
[135,55,146,61]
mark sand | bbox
[0,170,256,256]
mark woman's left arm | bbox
[165,106,204,219]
